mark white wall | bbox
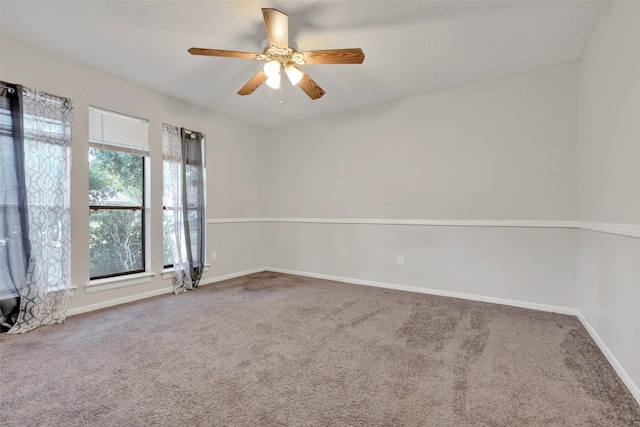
[576,1,640,399]
[266,64,578,220]
[577,4,640,224]
[0,39,266,312]
[268,222,576,309]
[265,63,579,309]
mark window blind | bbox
[89,106,149,156]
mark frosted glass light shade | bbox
[266,74,281,89]
[285,66,303,86]
[263,61,281,78]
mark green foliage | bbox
[89,148,142,206]
[89,148,144,278]
[89,210,143,277]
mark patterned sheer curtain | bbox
[162,124,206,294]
[0,81,72,333]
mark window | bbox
[88,107,149,279]
[162,125,206,278]
[162,206,173,268]
[163,158,204,269]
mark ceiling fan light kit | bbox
[263,60,281,78]
[188,8,365,100]
[285,65,303,86]
[266,74,281,90]
[263,60,282,89]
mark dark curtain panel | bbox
[180,128,205,287]
[0,81,28,331]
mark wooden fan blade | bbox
[188,48,261,60]
[237,70,268,96]
[294,66,325,100]
[300,48,365,64]
[262,8,288,49]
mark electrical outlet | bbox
[397,255,405,266]
[211,251,217,261]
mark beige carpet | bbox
[2,271,639,426]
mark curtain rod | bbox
[1,81,71,104]
[0,84,16,94]
[183,128,206,139]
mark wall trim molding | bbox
[208,217,640,239]
[265,267,578,315]
[577,221,640,239]
[85,272,156,294]
[267,218,578,228]
[207,218,267,224]
[577,313,640,405]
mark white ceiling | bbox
[1,1,603,129]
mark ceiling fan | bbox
[188,8,365,100]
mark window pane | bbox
[185,164,201,208]
[0,206,24,299]
[89,209,143,278]
[163,209,173,267]
[187,209,202,265]
[89,148,143,206]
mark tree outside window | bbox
[89,148,144,279]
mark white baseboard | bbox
[577,313,640,405]
[66,267,266,317]
[198,268,266,286]
[66,287,174,316]
[265,267,578,315]
[67,266,576,318]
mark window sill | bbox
[86,272,156,294]
[162,264,210,280]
